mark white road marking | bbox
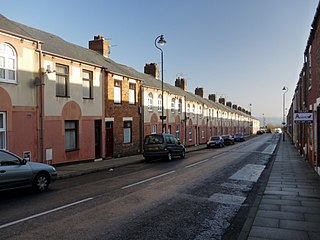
[229,164,265,182]
[209,193,246,206]
[0,197,93,229]
[121,170,175,189]
[185,159,209,168]
[262,144,277,154]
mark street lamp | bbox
[155,35,166,133]
[282,86,288,141]
[249,103,252,135]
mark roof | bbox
[0,14,255,120]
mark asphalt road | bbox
[0,134,279,240]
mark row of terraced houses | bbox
[0,14,259,165]
[287,2,320,175]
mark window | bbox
[123,121,132,143]
[188,128,192,141]
[0,112,6,149]
[157,94,162,112]
[171,98,175,113]
[201,127,205,139]
[56,64,69,97]
[187,104,190,115]
[65,120,78,151]
[0,151,20,166]
[151,125,157,134]
[129,83,136,104]
[199,106,202,118]
[82,70,93,99]
[114,80,122,103]
[176,124,180,140]
[148,93,153,111]
[178,99,182,113]
[192,104,195,118]
[308,45,312,87]
[0,43,16,83]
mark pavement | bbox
[54,135,320,240]
[238,137,320,240]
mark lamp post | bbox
[249,103,252,135]
[282,86,288,141]
[155,35,167,133]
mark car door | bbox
[169,135,181,156]
[0,151,33,190]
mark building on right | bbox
[287,1,320,175]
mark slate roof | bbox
[0,14,255,120]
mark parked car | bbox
[222,135,235,145]
[257,130,264,135]
[234,133,245,142]
[143,133,185,161]
[0,149,58,192]
[207,136,224,148]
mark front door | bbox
[106,121,114,158]
[94,120,101,159]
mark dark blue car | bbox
[234,133,245,142]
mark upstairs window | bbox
[178,99,182,113]
[83,70,93,99]
[114,80,122,103]
[129,83,136,104]
[157,94,162,112]
[0,43,17,83]
[171,98,175,113]
[148,93,153,111]
[56,64,69,97]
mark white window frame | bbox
[0,43,17,83]
[148,92,153,111]
[114,80,122,104]
[0,112,6,149]
[123,121,132,144]
[65,120,78,151]
[129,82,136,105]
[151,125,157,134]
[157,94,162,112]
[178,99,182,113]
[171,98,175,113]
[82,70,93,99]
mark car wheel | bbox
[33,173,50,192]
[180,150,185,159]
[167,152,172,161]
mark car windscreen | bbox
[211,137,220,140]
[144,135,164,144]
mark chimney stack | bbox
[144,63,159,79]
[219,97,225,105]
[89,35,110,58]
[208,94,216,102]
[175,77,187,91]
[195,87,204,98]
[226,102,232,107]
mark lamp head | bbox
[282,86,287,91]
[157,35,166,46]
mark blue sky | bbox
[1,0,319,124]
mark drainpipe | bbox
[184,95,187,146]
[140,84,144,153]
[36,41,44,163]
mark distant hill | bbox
[258,117,283,128]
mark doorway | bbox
[106,121,114,158]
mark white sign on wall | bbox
[294,112,313,122]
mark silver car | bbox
[0,149,57,192]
